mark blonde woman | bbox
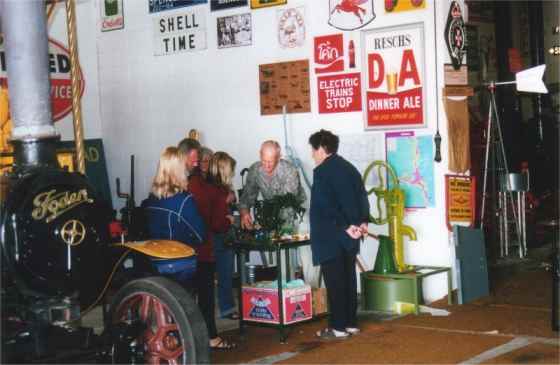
[142,146,205,247]
[207,152,238,320]
[186,150,237,350]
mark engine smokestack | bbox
[0,0,59,169]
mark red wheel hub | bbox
[115,293,185,364]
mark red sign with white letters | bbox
[318,72,362,113]
[0,38,85,123]
[362,23,425,129]
[314,34,344,74]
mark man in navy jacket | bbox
[309,129,370,339]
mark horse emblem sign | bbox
[329,0,375,31]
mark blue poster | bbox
[149,0,207,13]
[386,133,435,208]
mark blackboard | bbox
[58,138,113,210]
[453,225,489,304]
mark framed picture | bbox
[250,0,286,10]
[210,0,248,11]
[259,59,310,115]
[361,22,426,130]
[217,13,252,48]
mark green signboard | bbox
[58,138,113,209]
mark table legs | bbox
[237,251,246,335]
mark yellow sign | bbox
[445,175,476,230]
[1,85,12,173]
[57,150,75,172]
[251,0,286,9]
[385,0,426,13]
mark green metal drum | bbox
[361,271,422,312]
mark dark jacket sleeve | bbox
[178,195,205,245]
[312,172,350,229]
[329,166,370,226]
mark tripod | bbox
[480,82,525,258]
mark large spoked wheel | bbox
[110,276,209,364]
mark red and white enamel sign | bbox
[314,34,344,74]
[0,38,85,123]
[361,22,425,129]
[318,72,362,113]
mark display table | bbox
[361,266,453,315]
[233,237,312,343]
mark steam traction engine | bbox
[1,1,208,363]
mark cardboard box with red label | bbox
[242,285,312,324]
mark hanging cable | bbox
[282,105,312,189]
[433,2,442,163]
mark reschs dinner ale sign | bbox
[362,23,425,129]
[0,38,85,123]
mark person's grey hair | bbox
[177,138,201,157]
[200,146,214,161]
[260,140,281,156]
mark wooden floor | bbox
[212,246,559,364]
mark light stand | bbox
[479,65,548,259]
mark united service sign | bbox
[0,38,85,123]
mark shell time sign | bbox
[153,8,207,55]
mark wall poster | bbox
[217,13,252,48]
[314,34,344,74]
[361,22,426,130]
[317,72,362,114]
[250,0,286,9]
[445,175,476,231]
[259,60,310,115]
[386,131,435,208]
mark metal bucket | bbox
[507,173,528,192]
